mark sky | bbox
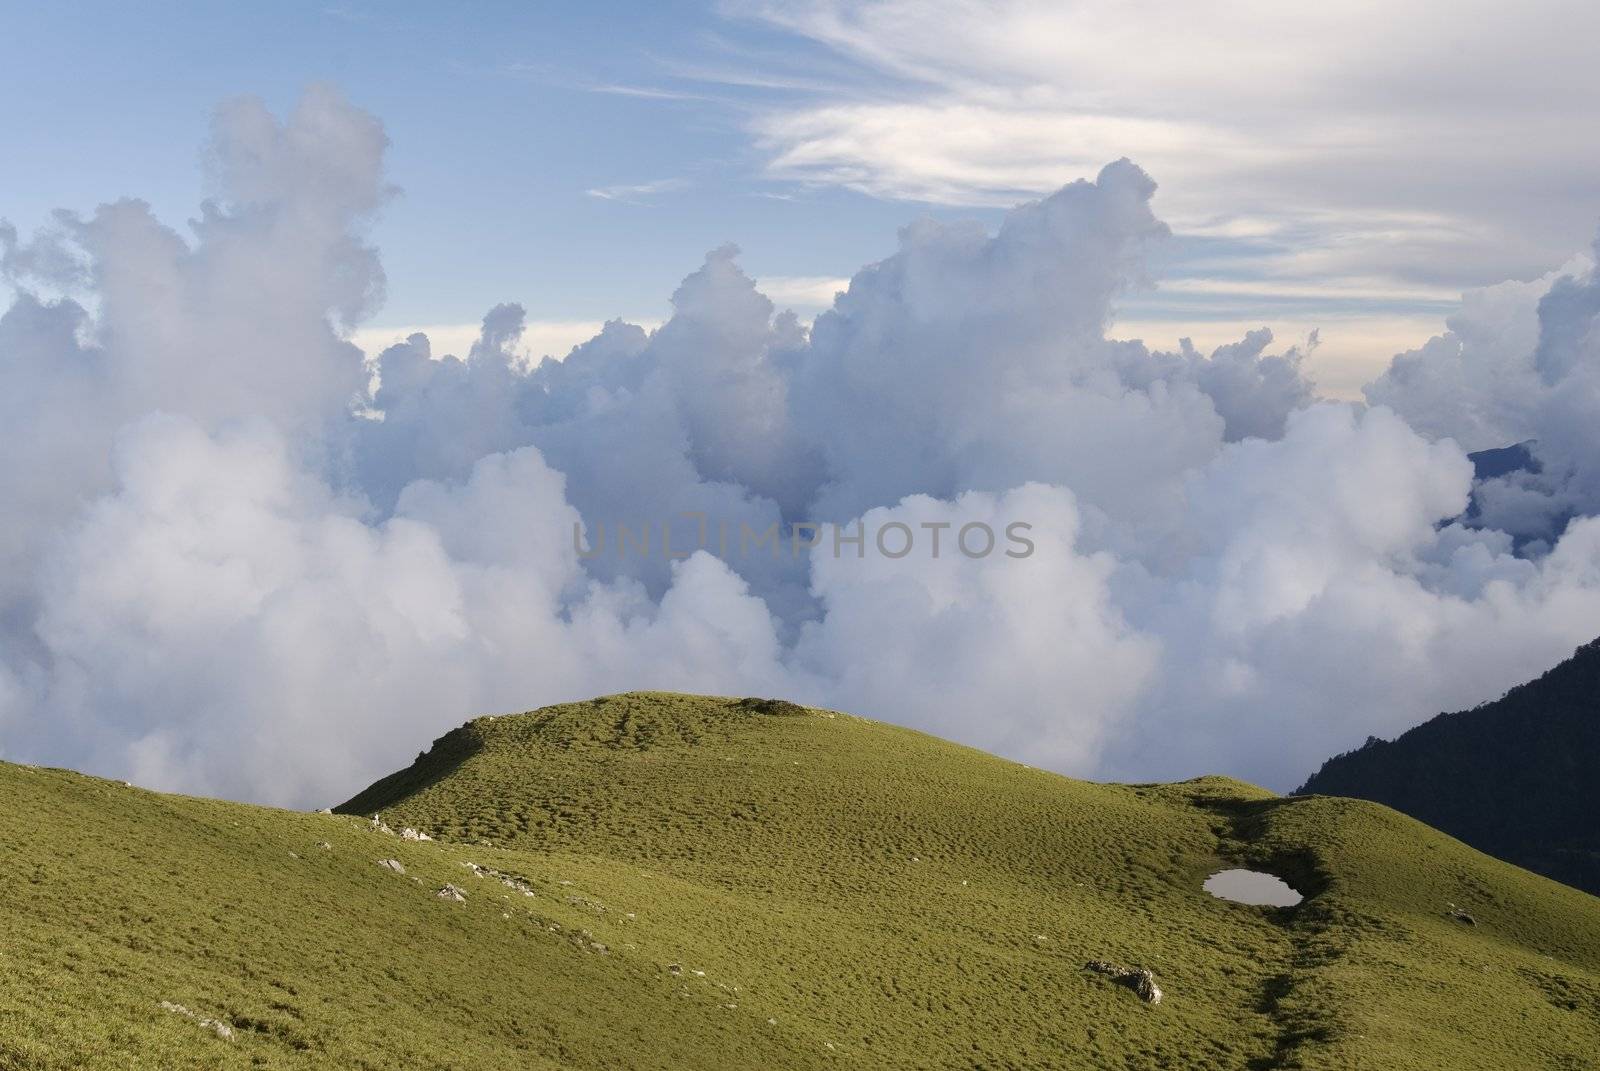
[4,2,1600,807]
[7,1,1599,397]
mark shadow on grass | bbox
[335,722,488,816]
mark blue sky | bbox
[2,4,945,321]
[6,1,1600,395]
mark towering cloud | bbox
[3,89,1599,805]
[1367,245,1600,547]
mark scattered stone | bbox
[1085,960,1163,1005]
[569,928,608,954]
[316,841,332,850]
[316,807,332,814]
[159,1000,235,1040]
[1450,907,1478,926]
[377,858,406,874]
[400,827,432,841]
[460,860,539,895]
[437,883,467,902]
[666,963,683,975]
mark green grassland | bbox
[2,692,1597,1069]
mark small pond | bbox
[1204,868,1303,907]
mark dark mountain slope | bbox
[1298,639,1600,896]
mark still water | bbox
[1204,868,1304,906]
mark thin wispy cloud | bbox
[584,178,690,205]
[723,0,1600,309]
[588,83,718,103]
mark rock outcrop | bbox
[1085,960,1163,1005]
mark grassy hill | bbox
[1298,638,1600,896]
[3,692,1599,1069]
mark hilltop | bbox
[1298,638,1600,896]
[2,692,1598,1069]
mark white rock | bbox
[159,1000,234,1041]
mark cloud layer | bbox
[4,88,1600,805]
[735,0,1600,281]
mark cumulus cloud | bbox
[4,87,1600,805]
[795,484,1157,772]
[1366,244,1600,545]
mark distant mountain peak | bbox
[1298,637,1600,896]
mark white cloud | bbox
[584,178,690,204]
[797,484,1158,771]
[728,0,1600,294]
[6,88,1600,809]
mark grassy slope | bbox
[3,693,1598,1069]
